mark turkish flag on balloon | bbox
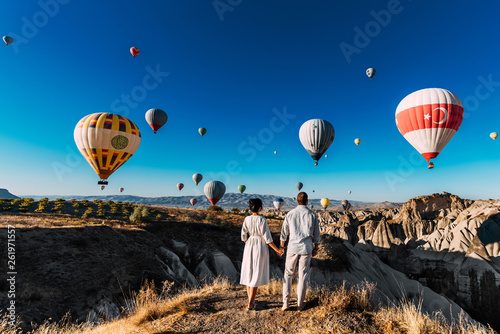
[395,88,463,162]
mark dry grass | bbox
[2,278,495,334]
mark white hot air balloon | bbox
[273,198,284,211]
[299,119,335,166]
[204,181,226,205]
[395,88,463,167]
[192,173,203,185]
[366,68,376,79]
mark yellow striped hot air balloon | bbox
[74,113,141,184]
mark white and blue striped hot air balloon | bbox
[273,198,284,211]
[299,119,335,166]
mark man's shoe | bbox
[282,302,289,311]
[297,303,306,311]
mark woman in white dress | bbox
[240,198,283,310]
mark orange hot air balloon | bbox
[130,47,140,57]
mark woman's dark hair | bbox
[248,198,263,213]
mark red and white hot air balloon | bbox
[190,198,197,206]
[177,183,184,191]
[395,88,463,168]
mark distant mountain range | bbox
[0,188,19,199]
[21,192,400,210]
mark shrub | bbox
[130,206,150,224]
[82,207,93,218]
[207,205,223,212]
[2,206,12,211]
[10,199,21,206]
[97,209,105,217]
[156,214,162,222]
[72,202,80,208]
[18,207,27,212]
[231,207,240,213]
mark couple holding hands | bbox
[240,192,320,311]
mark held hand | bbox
[312,249,318,257]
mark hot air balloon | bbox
[177,183,184,191]
[341,200,351,211]
[119,187,124,193]
[354,138,361,146]
[348,190,351,195]
[273,198,284,211]
[238,185,246,194]
[145,108,168,134]
[325,155,328,158]
[490,132,498,140]
[199,128,207,136]
[299,119,335,165]
[321,198,330,210]
[3,36,13,45]
[274,151,277,155]
[366,68,376,79]
[130,47,140,57]
[296,182,303,191]
[395,88,463,167]
[190,198,197,206]
[100,186,105,191]
[192,173,203,185]
[74,113,141,185]
[204,181,226,205]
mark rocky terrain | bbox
[1,192,500,332]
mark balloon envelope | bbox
[192,173,203,185]
[354,138,361,146]
[177,183,184,191]
[348,190,351,194]
[321,198,330,209]
[130,47,140,57]
[341,200,350,210]
[238,185,246,194]
[395,88,463,163]
[190,198,197,206]
[296,182,303,191]
[199,128,207,136]
[74,113,141,182]
[119,187,124,193]
[273,198,284,210]
[204,181,226,205]
[366,68,376,79]
[490,132,498,140]
[145,108,168,133]
[3,36,13,45]
[299,119,335,164]
[100,186,105,191]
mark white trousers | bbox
[283,252,312,306]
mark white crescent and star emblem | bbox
[432,107,448,125]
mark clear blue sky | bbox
[1,0,500,202]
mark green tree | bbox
[129,206,150,224]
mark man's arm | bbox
[280,215,289,249]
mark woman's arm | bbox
[268,242,283,256]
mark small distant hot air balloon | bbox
[299,119,335,166]
[428,162,435,169]
[312,190,315,193]
[145,108,168,134]
[296,182,303,191]
[273,198,284,211]
[100,186,105,191]
[348,190,351,195]
[204,181,226,205]
[130,47,140,57]
[321,198,330,210]
[177,183,184,191]
[274,151,277,155]
[199,128,207,136]
[341,200,351,211]
[238,185,246,194]
[325,155,328,158]
[74,113,141,185]
[490,132,498,140]
[190,198,197,206]
[119,187,124,193]
[192,173,203,185]
[395,88,463,168]
[354,138,361,146]
[366,68,376,79]
[3,36,13,45]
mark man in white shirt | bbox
[279,192,320,311]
